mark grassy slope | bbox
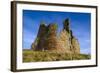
[23,50,91,62]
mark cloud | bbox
[80,48,91,54]
[78,37,91,54]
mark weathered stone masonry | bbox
[31,18,80,54]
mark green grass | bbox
[23,50,91,62]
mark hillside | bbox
[23,50,90,62]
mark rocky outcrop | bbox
[31,18,80,54]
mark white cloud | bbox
[80,48,91,54]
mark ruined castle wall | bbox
[31,19,80,54]
[32,24,47,51]
[71,37,80,54]
[45,24,58,50]
[56,30,72,53]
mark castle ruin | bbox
[31,18,80,54]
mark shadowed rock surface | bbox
[31,18,80,54]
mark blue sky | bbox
[23,10,91,54]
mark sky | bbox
[22,10,91,54]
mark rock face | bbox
[31,18,80,54]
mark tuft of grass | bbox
[23,50,91,62]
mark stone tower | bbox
[31,23,47,51]
[63,18,70,32]
[45,24,58,50]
